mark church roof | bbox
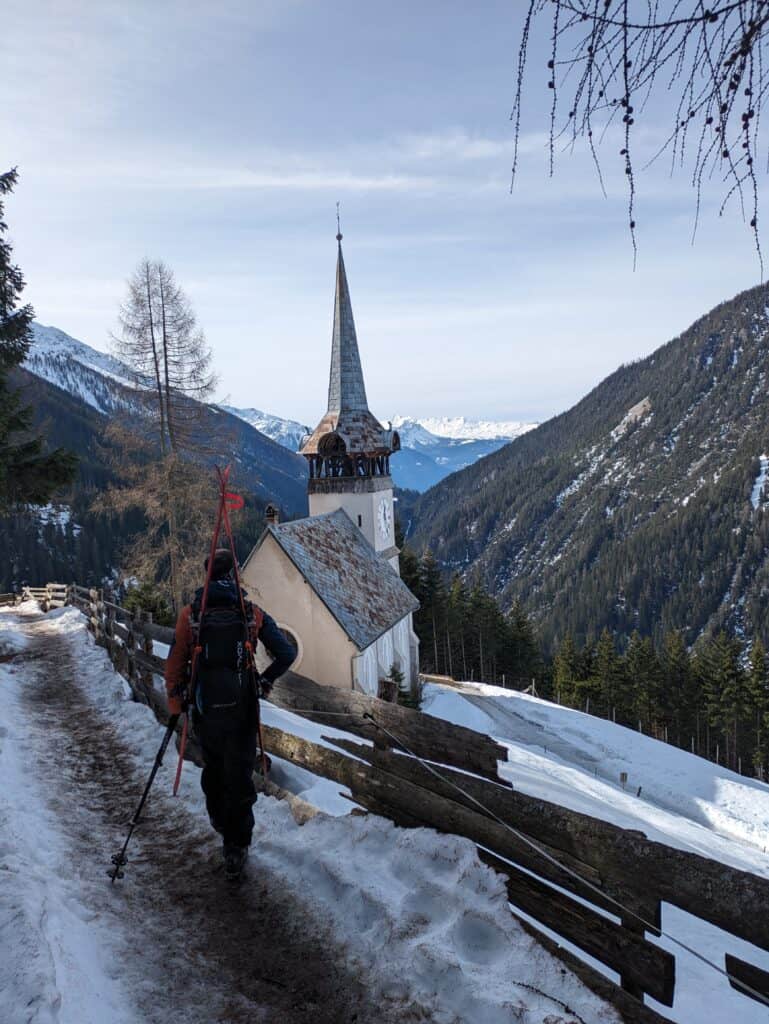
[300,237,396,457]
[262,509,419,650]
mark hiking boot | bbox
[223,844,248,881]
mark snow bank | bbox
[751,453,769,509]
[422,681,769,873]
[0,605,29,655]
[423,681,769,1023]
[255,802,617,1024]
[0,615,138,1024]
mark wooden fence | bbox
[22,583,769,1023]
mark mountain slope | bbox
[23,324,309,515]
[220,406,310,452]
[409,282,769,649]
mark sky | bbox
[2,0,765,426]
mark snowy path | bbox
[1,607,622,1024]
[0,610,388,1024]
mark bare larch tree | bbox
[106,259,218,611]
[513,1,769,265]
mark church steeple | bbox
[299,230,401,561]
[327,236,368,413]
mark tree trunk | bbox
[143,262,167,454]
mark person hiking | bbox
[165,548,296,879]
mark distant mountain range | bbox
[223,406,535,492]
[19,324,533,532]
[409,282,769,651]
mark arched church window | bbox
[318,432,347,457]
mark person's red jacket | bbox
[165,606,197,715]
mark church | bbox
[240,230,420,695]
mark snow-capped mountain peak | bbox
[24,324,139,416]
[394,415,536,443]
[388,417,443,448]
[220,407,310,452]
[28,324,135,388]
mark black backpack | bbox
[192,601,255,724]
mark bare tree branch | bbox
[512,0,769,266]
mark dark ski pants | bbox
[195,717,258,848]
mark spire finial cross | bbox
[336,201,342,242]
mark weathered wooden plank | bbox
[270,673,509,783]
[724,953,769,1006]
[136,619,175,645]
[111,619,132,643]
[477,848,675,1006]
[342,740,769,951]
[102,600,133,623]
[514,916,676,1024]
[327,735,652,915]
[260,724,367,791]
[134,649,167,676]
[348,758,663,922]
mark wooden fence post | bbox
[621,913,650,1001]
[105,603,116,663]
[127,613,137,688]
[87,589,97,637]
[140,611,154,699]
[96,589,106,647]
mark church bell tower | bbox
[300,230,401,571]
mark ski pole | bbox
[109,714,179,883]
[172,711,189,796]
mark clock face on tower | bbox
[377,498,392,541]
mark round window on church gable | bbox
[276,624,302,670]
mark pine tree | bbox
[595,628,622,720]
[508,600,541,687]
[661,631,691,747]
[748,639,769,777]
[626,632,662,735]
[416,550,446,674]
[717,633,749,772]
[0,169,76,508]
[553,634,579,706]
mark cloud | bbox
[394,130,514,162]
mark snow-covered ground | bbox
[751,453,769,509]
[422,681,769,869]
[0,605,618,1024]
[422,680,769,1022]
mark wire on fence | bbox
[359,712,769,1011]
